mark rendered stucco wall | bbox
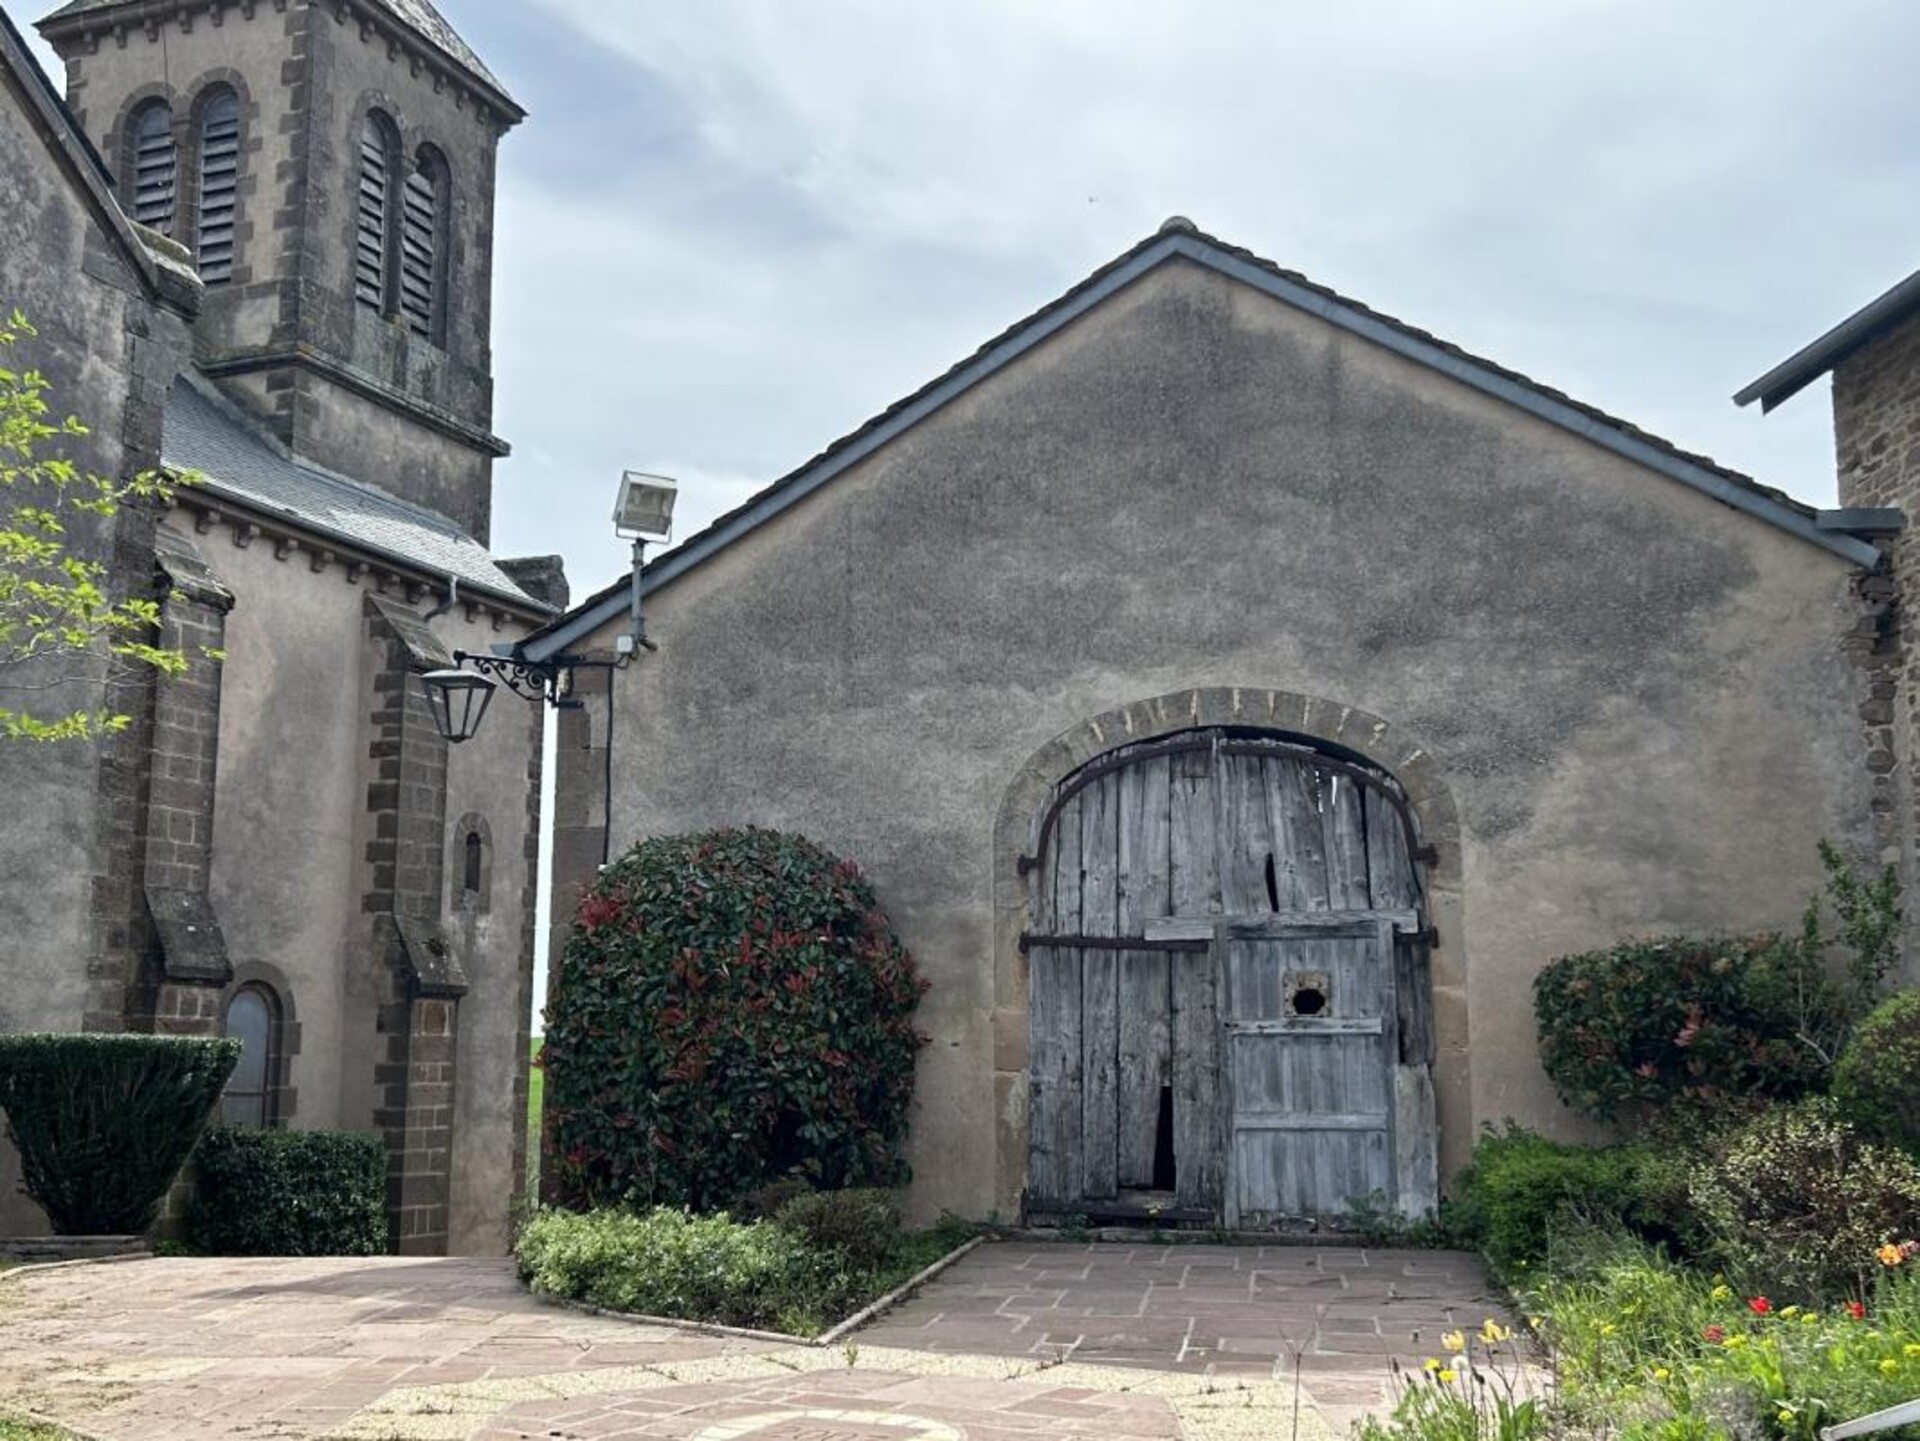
[563,258,1875,1223]
[200,533,541,1252]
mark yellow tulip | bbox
[1880,1359,1898,1375]
[1653,1368,1671,1382]
[1710,1284,1731,1301]
[1481,1319,1511,1344]
[1442,1331,1466,1353]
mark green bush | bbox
[1534,935,1837,1124]
[1689,1099,1920,1302]
[542,828,927,1213]
[1834,990,1920,1155]
[517,1206,823,1331]
[0,1034,238,1234]
[1455,1127,1641,1276]
[773,1188,900,1273]
[190,1129,388,1256]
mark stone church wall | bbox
[0,46,199,1237]
[557,259,1879,1222]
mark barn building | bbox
[526,219,1905,1227]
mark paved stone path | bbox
[858,1243,1520,1428]
[0,1242,1520,1440]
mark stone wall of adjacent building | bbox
[557,257,1881,1224]
[1833,308,1920,972]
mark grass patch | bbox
[526,1036,542,1192]
[0,1416,81,1440]
[517,1193,971,1338]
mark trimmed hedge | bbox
[1834,990,1920,1155]
[190,1129,389,1256]
[543,828,927,1212]
[0,1034,238,1235]
[1533,935,1836,1123]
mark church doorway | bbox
[1023,727,1438,1226]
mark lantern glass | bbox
[420,668,496,744]
[613,471,678,540]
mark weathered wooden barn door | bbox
[1216,916,1397,1226]
[1026,728,1437,1225]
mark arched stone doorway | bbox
[1021,726,1438,1226]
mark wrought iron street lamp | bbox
[419,471,679,744]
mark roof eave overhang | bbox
[527,233,1880,663]
[172,476,554,621]
[1734,267,1920,415]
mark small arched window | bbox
[398,149,447,342]
[194,87,241,284]
[128,99,177,235]
[220,984,280,1128]
[463,830,484,896]
[355,110,399,311]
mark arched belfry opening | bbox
[1022,726,1439,1226]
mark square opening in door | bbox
[1285,970,1332,1017]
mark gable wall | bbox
[577,258,1874,1220]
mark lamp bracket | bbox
[452,650,584,709]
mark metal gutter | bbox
[530,235,1881,661]
[1735,266,1920,413]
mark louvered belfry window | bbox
[130,101,177,235]
[194,89,240,284]
[355,112,396,310]
[399,156,443,340]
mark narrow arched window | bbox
[220,984,280,1128]
[463,829,483,896]
[194,88,241,284]
[398,149,447,342]
[129,100,177,235]
[355,110,399,311]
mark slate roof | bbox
[527,219,1878,661]
[39,0,518,113]
[163,377,545,611]
[1735,264,1920,413]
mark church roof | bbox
[525,218,1880,663]
[39,0,519,115]
[163,376,546,612]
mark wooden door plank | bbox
[1117,755,1173,1189]
[1173,940,1222,1212]
[1394,1064,1440,1219]
[1080,773,1120,1200]
[1322,773,1371,910]
[1169,746,1219,917]
[1364,789,1418,909]
[1268,757,1331,910]
[1027,944,1082,1205]
[1215,750,1274,914]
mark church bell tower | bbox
[39,0,524,542]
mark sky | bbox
[24,0,1920,591]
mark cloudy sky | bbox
[25,0,1920,595]
[452,0,1919,598]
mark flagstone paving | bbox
[0,1242,1521,1440]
